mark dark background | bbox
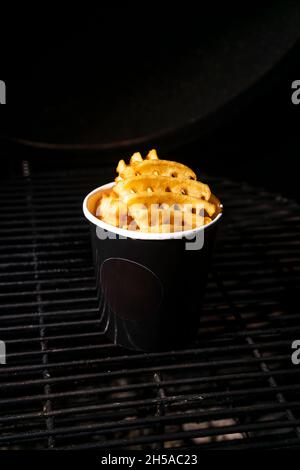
[0,5,300,203]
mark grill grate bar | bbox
[0,318,101,334]
[1,399,300,427]
[168,437,300,451]
[0,277,94,289]
[0,234,90,243]
[57,419,300,450]
[2,338,295,361]
[1,416,300,447]
[0,287,96,301]
[0,308,99,325]
[1,366,299,392]
[0,297,98,312]
[0,353,291,375]
[1,383,300,408]
[2,322,299,346]
[0,249,89,261]
[3,330,105,346]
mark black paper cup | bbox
[83,183,222,352]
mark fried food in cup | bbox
[116,150,196,181]
[96,149,219,233]
[114,175,211,201]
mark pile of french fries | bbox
[96,150,217,233]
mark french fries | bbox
[96,149,217,233]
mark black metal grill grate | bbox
[0,165,300,450]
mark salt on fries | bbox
[96,150,219,233]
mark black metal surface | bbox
[0,165,299,449]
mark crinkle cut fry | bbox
[129,206,211,232]
[124,192,216,217]
[96,193,129,228]
[116,159,197,180]
[96,195,213,231]
[114,175,211,201]
[97,149,217,232]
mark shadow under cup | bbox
[83,184,222,352]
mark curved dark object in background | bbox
[2,3,300,152]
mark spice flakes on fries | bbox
[96,150,220,233]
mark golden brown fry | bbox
[114,175,211,201]
[131,207,206,233]
[116,157,196,180]
[96,149,217,232]
[124,193,216,217]
[96,193,128,228]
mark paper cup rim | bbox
[83,182,223,240]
